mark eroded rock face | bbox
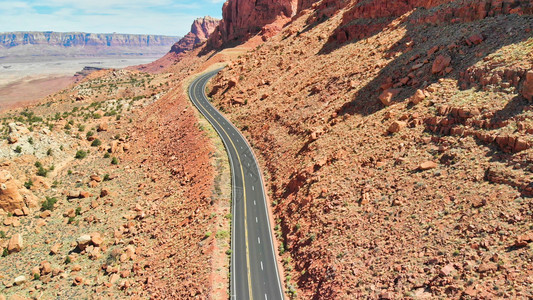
[170,16,221,54]
[207,0,300,48]
[0,170,24,213]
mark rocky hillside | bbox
[0,32,180,57]
[206,0,533,298]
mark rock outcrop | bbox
[170,17,220,54]
[0,170,25,213]
[207,0,302,48]
[522,70,533,101]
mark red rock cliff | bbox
[208,0,323,48]
[170,16,220,54]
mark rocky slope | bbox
[207,0,533,298]
[170,17,220,55]
[0,40,231,298]
[0,31,180,57]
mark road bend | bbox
[188,69,284,300]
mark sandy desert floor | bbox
[0,56,161,111]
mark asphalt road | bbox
[189,70,284,300]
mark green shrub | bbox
[216,231,229,239]
[111,157,119,165]
[24,179,33,189]
[28,137,34,145]
[0,231,6,238]
[41,197,58,211]
[35,161,43,168]
[36,166,48,177]
[47,148,53,156]
[86,131,94,138]
[103,153,110,158]
[91,139,102,147]
[75,150,87,159]
[2,248,8,257]
[103,174,111,181]
[14,146,22,153]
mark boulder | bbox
[100,188,110,197]
[14,275,26,286]
[67,190,81,199]
[467,33,484,45]
[8,135,18,144]
[521,70,533,102]
[91,233,104,247]
[440,263,456,276]
[97,123,108,132]
[227,77,238,89]
[40,261,52,275]
[90,175,102,182]
[419,161,438,170]
[0,170,25,212]
[8,234,23,253]
[50,243,61,255]
[387,121,407,133]
[76,235,92,251]
[379,89,401,106]
[411,89,426,104]
[432,55,451,74]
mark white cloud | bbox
[0,0,223,35]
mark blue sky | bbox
[0,0,225,36]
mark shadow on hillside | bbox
[318,2,532,117]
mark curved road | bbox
[189,70,284,300]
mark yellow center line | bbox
[191,73,253,300]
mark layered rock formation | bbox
[170,17,220,54]
[207,0,319,48]
[0,32,178,48]
[0,31,180,57]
